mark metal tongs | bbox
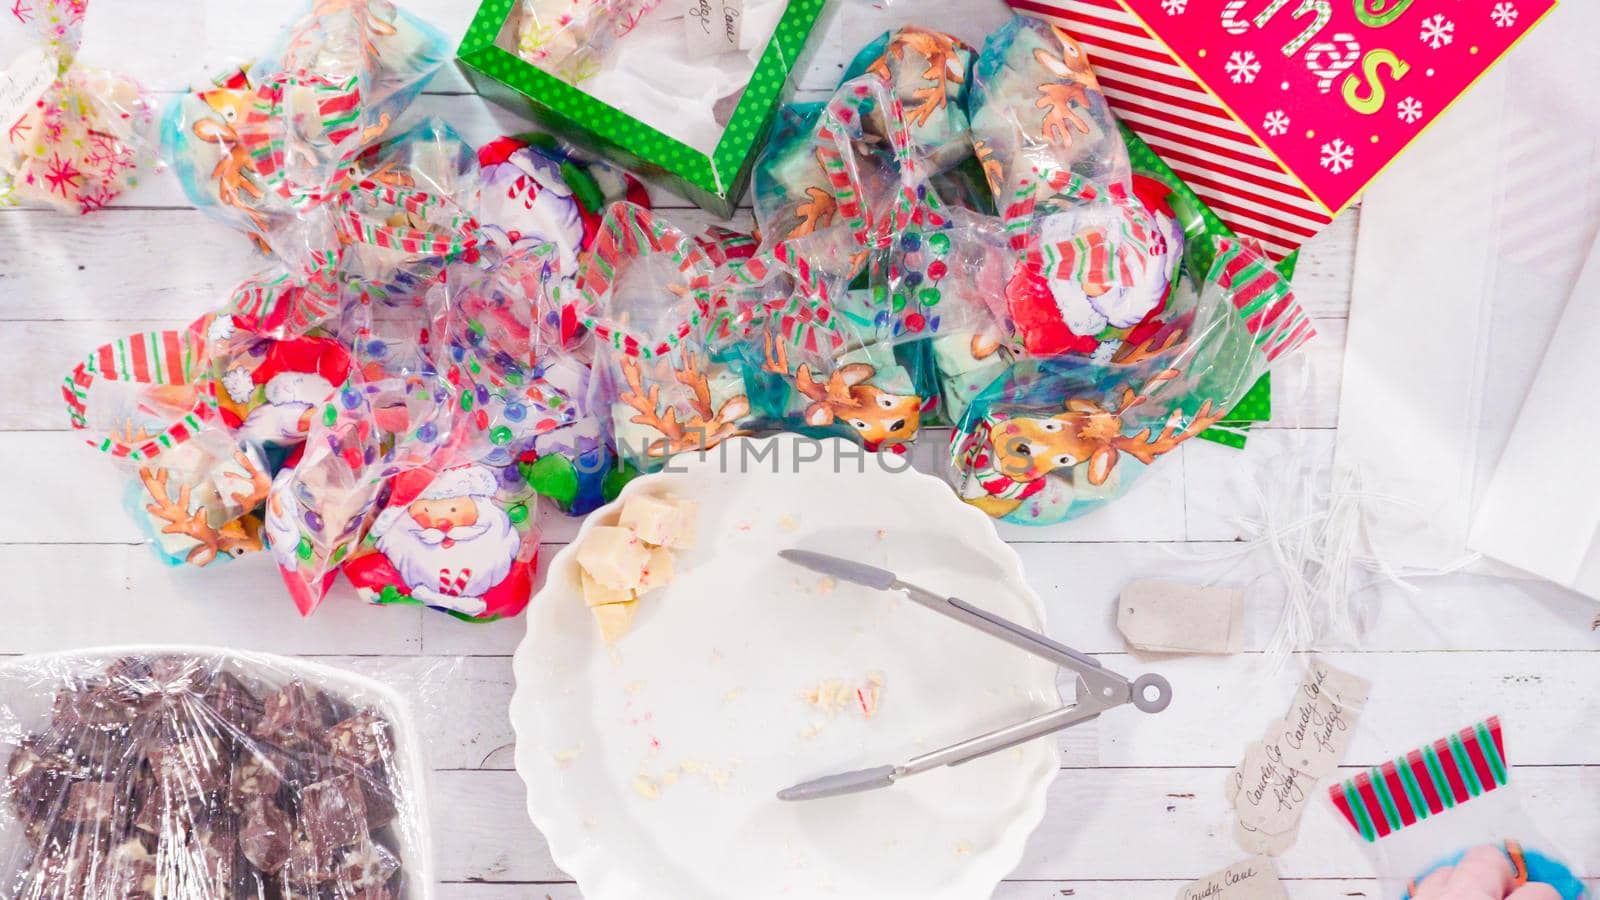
[776,549,1172,801]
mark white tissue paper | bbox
[1332,0,1600,595]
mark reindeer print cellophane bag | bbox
[572,202,755,471]
[62,317,275,569]
[949,236,1313,526]
[161,0,449,246]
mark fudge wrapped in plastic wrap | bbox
[513,0,661,85]
[0,649,435,899]
[0,0,156,213]
[573,202,754,470]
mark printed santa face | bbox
[477,138,587,273]
[345,463,535,620]
[217,334,351,446]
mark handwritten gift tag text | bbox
[684,0,744,55]
[1227,657,1369,856]
[1177,856,1288,900]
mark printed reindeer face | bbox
[990,375,1225,487]
[796,363,922,450]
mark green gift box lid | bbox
[457,0,828,217]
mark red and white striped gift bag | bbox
[1007,0,1333,260]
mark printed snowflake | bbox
[1225,50,1261,84]
[1161,0,1187,13]
[1491,2,1518,27]
[1419,14,1455,49]
[1396,97,1424,124]
[41,153,82,198]
[1262,110,1291,136]
[1320,139,1354,175]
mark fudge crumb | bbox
[632,775,660,800]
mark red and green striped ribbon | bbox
[62,321,219,462]
[576,202,715,359]
[1329,717,1507,842]
[1208,238,1315,361]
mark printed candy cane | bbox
[1303,35,1363,94]
[1253,0,1334,58]
[1221,0,1252,35]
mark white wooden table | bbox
[2,1,1596,897]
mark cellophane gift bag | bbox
[949,233,1309,525]
[62,317,274,569]
[0,0,156,212]
[1328,717,1586,900]
[0,649,441,899]
[571,201,754,471]
[161,0,449,247]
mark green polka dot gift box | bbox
[457,0,828,217]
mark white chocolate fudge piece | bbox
[581,569,635,607]
[576,525,651,590]
[591,600,639,643]
[619,494,698,549]
[638,547,675,594]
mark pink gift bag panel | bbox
[1011,0,1554,259]
[1118,0,1554,213]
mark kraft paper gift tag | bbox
[1177,857,1289,900]
[1117,580,1245,654]
[1228,658,1367,856]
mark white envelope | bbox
[1469,232,1600,595]
[1333,0,1600,592]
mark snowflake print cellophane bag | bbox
[948,234,1312,526]
[572,201,755,471]
[0,648,440,900]
[0,0,156,213]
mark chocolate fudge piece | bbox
[50,679,137,734]
[61,780,118,827]
[298,774,370,854]
[205,670,265,736]
[336,839,401,893]
[327,711,393,769]
[254,682,328,750]
[240,797,295,875]
[144,724,232,798]
[105,837,159,900]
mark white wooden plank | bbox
[435,880,1600,900]
[424,766,1600,882]
[0,545,423,654]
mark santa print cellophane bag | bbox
[0,648,439,900]
[949,235,1307,525]
[573,201,755,471]
[1328,717,1586,900]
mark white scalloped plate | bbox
[512,436,1061,900]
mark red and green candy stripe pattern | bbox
[62,325,218,462]
[1209,238,1314,362]
[1330,717,1507,843]
[577,203,715,359]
